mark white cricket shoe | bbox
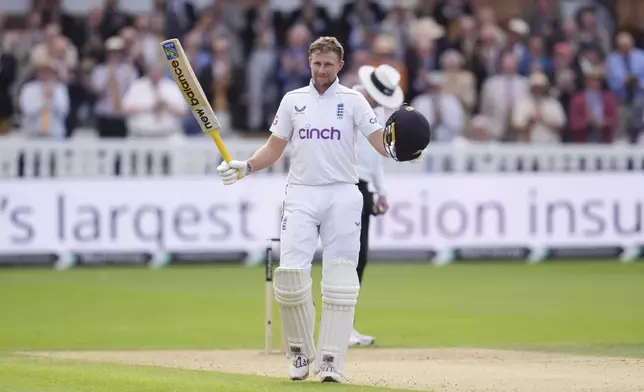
[289,354,310,381]
[349,328,375,346]
[319,362,343,383]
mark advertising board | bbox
[1,173,642,265]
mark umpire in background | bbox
[351,64,404,346]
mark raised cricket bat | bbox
[160,38,240,178]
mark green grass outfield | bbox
[0,354,410,392]
[0,261,643,391]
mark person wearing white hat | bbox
[506,18,530,72]
[511,71,566,143]
[90,36,138,139]
[350,64,404,346]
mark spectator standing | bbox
[568,67,618,143]
[77,7,104,64]
[286,0,332,39]
[520,36,554,77]
[607,32,644,103]
[276,24,312,97]
[197,38,242,137]
[338,0,385,53]
[339,48,371,89]
[243,0,279,131]
[405,18,445,102]
[122,62,187,139]
[470,23,504,93]
[576,6,612,54]
[505,19,530,75]
[524,0,558,42]
[551,42,582,141]
[37,0,77,46]
[559,19,580,55]
[415,0,437,18]
[90,36,138,138]
[479,52,529,141]
[0,0,635,145]
[379,1,417,56]
[13,12,43,71]
[577,43,605,74]
[411,72,464,142]
[18,57,69,139]
[512,72,566,143]
[607,32,644,141]
[164,0,197,41]
[134,14,165,73]
[99,0,132,41]
[454,15,478,65]
[27,24,77,85]
[179,31,211,80]
[370,34,408,95]
[433,0,474,42]
[475,6,506,43]
[441,49,476,115]
[0,33,18,134]
[628,96,644,144]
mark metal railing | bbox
[2,135,643,178]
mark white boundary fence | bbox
[2,136,644,178]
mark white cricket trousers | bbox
[279,183,363,269]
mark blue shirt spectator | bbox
[606,32,644,104]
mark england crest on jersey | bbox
[336,103,344,119]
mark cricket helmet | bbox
[383,104,431,162]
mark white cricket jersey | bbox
[355,105,393,196]
[270,78,382,186]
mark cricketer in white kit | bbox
[216,37,416,383]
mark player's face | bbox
[310,51,344,88]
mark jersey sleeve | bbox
[353,92,383,137]
[269,95,293,140]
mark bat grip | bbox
[207,131,242,180]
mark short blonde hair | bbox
[309,36,344,61]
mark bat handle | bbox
[207,131,242,180]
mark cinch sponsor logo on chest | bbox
[298,126,341,140]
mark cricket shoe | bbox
[319,362,343,383]
[349,328,375,346]
[289,354,310,381]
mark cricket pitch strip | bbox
[21,347,644,391]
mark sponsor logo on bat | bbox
[169,59,213,130]
[162,42,179,60]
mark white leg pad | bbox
[315,260,360,376]
[273,267,316,359]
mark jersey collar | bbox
[309,77,340,97]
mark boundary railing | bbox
[2,136,644,178]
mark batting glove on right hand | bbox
[217,160,248,185]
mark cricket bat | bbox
[160,38,241,178]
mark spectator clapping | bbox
[0,0,640,146]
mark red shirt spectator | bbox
[568,68,618,143]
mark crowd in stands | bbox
[1,0,643,144]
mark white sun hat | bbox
[358,64,404,109]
